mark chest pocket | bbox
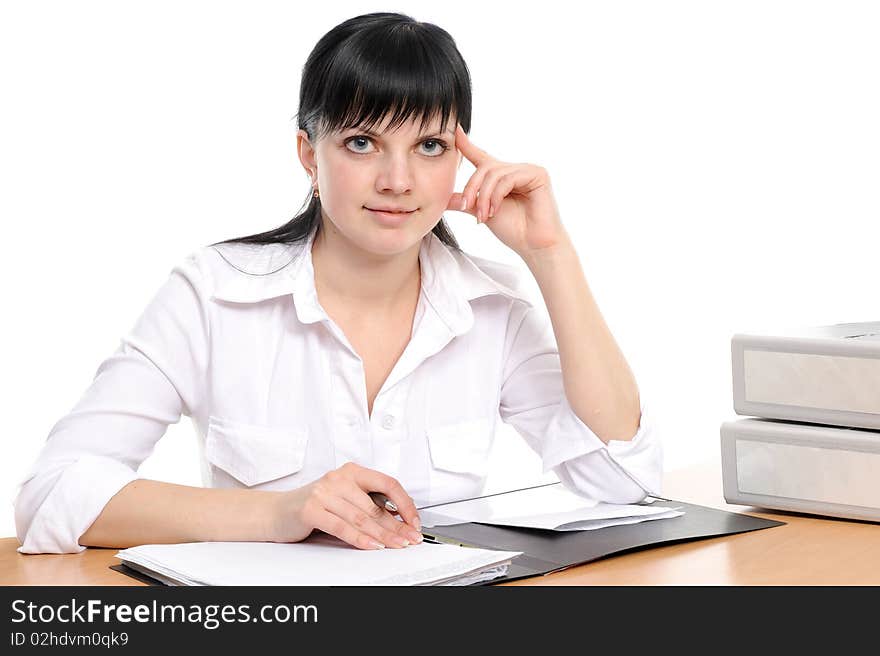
[206,415,309,488]
[425,418,495,505]
[427,418,494,474]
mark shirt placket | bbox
[325,325,372,469]
[371,384,407,476]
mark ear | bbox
[297,129,317,178]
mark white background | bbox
[1,0,878,540]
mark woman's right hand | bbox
[268,462,423,550]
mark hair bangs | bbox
[314,25,464,140]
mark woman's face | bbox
[297,113,462,256]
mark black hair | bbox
[212,11,472,250]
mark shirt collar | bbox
[208,225,533,335]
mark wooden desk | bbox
[3,459,879,585]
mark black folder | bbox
[422,497,783,584]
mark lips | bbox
[365,206,416,214]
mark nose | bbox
[374,153,413,195]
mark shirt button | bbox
[381,414,395,430]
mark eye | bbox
[344,136,375,154]
[419,139,449,157]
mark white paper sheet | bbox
[419,484,684,530]
[115,533,522,586]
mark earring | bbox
[313,186,320,199]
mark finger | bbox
[346,464,422,533]
[455,123,492,168]
[326,490,414,548]
[477,165,519,223]
[311,509,387,551]
[446,191,468,213]
[460,163,497,219]
[345,483,422,545]
[446,191,479,216]
[487,171,520,220]
[304,482,390,549]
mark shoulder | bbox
[200,240,304,276]
[460,250,522,288]
[442,244,539,308]
[173,240,308,303]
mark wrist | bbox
[522,236,579,275]
[261,490,289,543]
[263,488,313,544]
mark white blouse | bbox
[13,225,662,553]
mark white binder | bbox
[731,321,880,430]
[720,418,880,522]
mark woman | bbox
[14,12,660,554]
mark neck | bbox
[311,220,422,314]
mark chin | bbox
[363,210,438,242]
[328,209,436,254]
[364,230,419,254]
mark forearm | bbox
[78,479,283,548]
[523,238,641,443]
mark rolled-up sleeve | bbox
[13,252,211,553]
[498,300,662,504]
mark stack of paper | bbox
[115,533,522,586]
[419,484,683,531]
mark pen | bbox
[368,491,398,514]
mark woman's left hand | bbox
[446,123,569,259]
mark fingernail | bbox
[371,541,386,549]
[414,517,421,532]
[396,537,410,547]
[460,196,467,211]
[410,531,423,543]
